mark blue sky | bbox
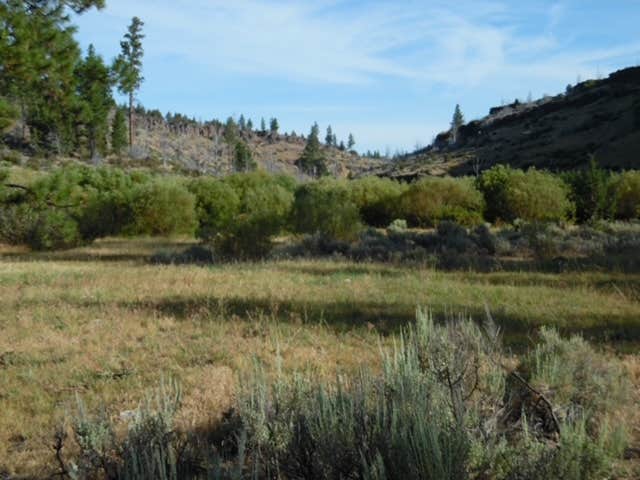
[74,0,640,154]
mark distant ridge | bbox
[366,66,640,180]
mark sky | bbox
[74,0,640,154]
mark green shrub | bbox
[217,171,294,258]
[397,176,484,227]
[29,165,144,241]
[477,165,574,223]
[291,179,362,241]
[0,204,82,251]
[610,170,640,220]
[129,179,197,236]
[348,176,407,227]
[188,177,240,241]
[27,209,82,251]
[564,158,614,223]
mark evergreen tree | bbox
[238,114,246,131]
[270,117,279,135]
[114,16,145,148]
[233,140,256,172]
[325,125,334,146]
[450,104,465,143]
[0,0,92,152]
[76,45,114,158]
[348,133,355,149]
[296,122,328,177]
[567,157,612,222]
[223,116,239,144]
[339,140,346,151]
[246,119,253,131]
[111,108,128,155]
[260,117,267,132]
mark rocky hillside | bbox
[367,66,640,180]
[113,111,385,178]
[1,109,385,178]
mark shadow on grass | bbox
[122,294,640,350]
[272,263,406,278]
[0,238,197,264]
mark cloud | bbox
[90,0,638,90]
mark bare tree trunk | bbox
[128,92,134,148]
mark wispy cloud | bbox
[90,0,639,88]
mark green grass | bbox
[0,237,639,476]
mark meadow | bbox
[1,237,639,478]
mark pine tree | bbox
[260,117,266,132]
[0,1,89,152]
[114,16,145,148]
[325,125,334,146]
[339,140,346,151]
[233,140,256,172]
[450,104,465,143]
[348,133,355,149]
[270,118,279,135]
[296,122,327,177]
[238,114,246,131]
[224,117,238,144]
[246,119,253,131]
[111,108,128,155]
[76,45,114,158]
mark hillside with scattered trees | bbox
[369,66,640,180]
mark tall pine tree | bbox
[450,104,464,144]
[296,122,327,177]
[114,16,145,148]
[76,44,114,158]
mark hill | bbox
[1,107,386,178]
[367,66,640,181]
[112,109,387,178]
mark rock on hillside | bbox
[367,66,640,180]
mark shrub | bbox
[218,171,294,258]
[522,327,630,422]
[72,379,183,479]
[28,210,82,250]
[129,178,197,236]
[348,176,407,227]
[188,177,240,241]
[397,176,484,227]
[564,158,613,223]
[477,165,574,223]
[610,170,640,220]
[291,179,362,241]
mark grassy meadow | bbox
[0,237,639,477]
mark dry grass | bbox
[0,237,639,477]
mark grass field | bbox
[1,237,639,477]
